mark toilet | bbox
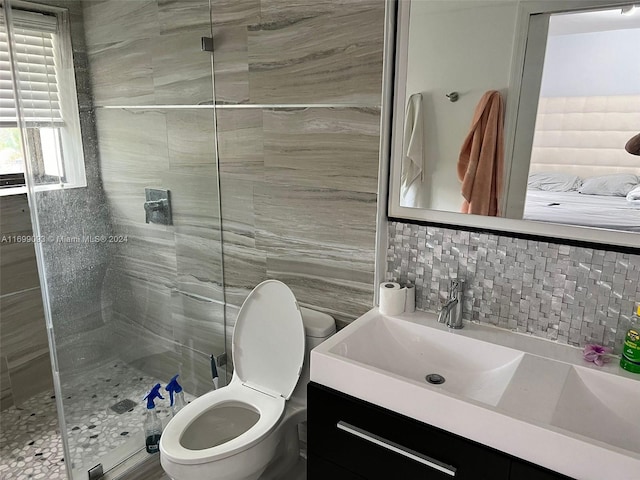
[160,280,336,480]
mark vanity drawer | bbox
[510,460,574,480]
[308,455,366,479]
[308,383,511,480]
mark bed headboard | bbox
[529,95,640,178]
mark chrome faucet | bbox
[438,280,463,329]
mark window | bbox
[0,3,85,194]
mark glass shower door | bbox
[5,0,227,477]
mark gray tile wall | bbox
[83,0,226,394]
[215,0,385,333]
[84,0,385,391]
[386,221,640,351]
[0,195,52,410]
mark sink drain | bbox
[425,373,445,385]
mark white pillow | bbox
[578,174,639,197]
[528,173,582,192]
[627,184,640,202]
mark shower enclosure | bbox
[2,0,228,477]
[2,0,384,476]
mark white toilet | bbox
[160,280,336,480]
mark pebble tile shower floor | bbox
[0,362,192,479]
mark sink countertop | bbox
[310,308,640,480]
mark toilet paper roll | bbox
[379,282,406,315]
[404,283,416,313]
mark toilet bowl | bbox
[160,280,335,480]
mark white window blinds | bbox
[0,8,61,126]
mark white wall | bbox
[541,28,640,97]
[528,26,640,179]
[404,0,518,212]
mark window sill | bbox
[0,186,27,196]
[0,182,86,197]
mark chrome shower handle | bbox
[144,199,166,213]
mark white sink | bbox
[311,308,640,480]
[551,365,640,454]
[328,315,524,406]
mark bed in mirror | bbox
[387,0,640,249]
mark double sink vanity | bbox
[313,1,640,477]
[308,309,640,479]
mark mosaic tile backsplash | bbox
[386,221,640,351]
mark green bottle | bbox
[620,304,640,374]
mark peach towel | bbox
[457,90,504,216]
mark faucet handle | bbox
[449,280,461,298]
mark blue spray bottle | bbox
[143,383,164,454]
[165,374,187,417]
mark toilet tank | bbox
[290,307,336,405]
[301,307,336,350]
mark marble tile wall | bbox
[0,195,52,410]
[83,0,227,393]
[249,0,384,104]
[84,0,386,392]
[386,221,640,351]
[215,0,385,331]
[83,0,213,107]
[91,107,225,394]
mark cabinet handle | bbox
[336,421,457,477]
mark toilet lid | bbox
[232,280,305,400]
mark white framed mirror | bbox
[388,0,640,249]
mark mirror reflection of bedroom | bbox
[523,6,640,232]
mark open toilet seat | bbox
[160,381,285,465]
[160,281,306,478]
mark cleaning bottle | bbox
[620,304,640,374]
[165,374,187,417]
[143,383,164,453]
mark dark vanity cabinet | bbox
[308,383,572,480]
[510,460,574,480]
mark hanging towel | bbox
[457,90,504,216]
[400,93,427,208]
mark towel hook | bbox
[446,92,459,103]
